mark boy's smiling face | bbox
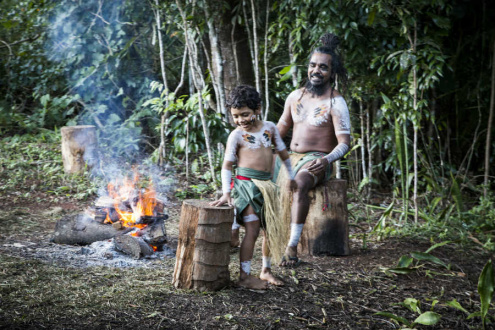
[231,106,260,131]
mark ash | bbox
[1,237,176,269]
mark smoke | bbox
[46,0,173,196]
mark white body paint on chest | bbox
[224,121,286,162]
[292,95,351,135]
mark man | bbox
[276,33,351,266]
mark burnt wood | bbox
[51,213,132,245]
[172,199,233,291]
[298,179,350,256]
[114,235,154,259]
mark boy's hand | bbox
[210,194,233,207]
[288,179,298,192]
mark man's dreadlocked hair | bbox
[306,33,348,96]
[226,85,261,111]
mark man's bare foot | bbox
[279,246,300,267]
[238,274,268,290]
[231,228,240,247]
[260,268,284,286]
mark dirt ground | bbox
[0,189,493,329]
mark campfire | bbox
[52,172,169,260]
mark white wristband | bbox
[323,143,349,164]
[283,158,295,180]
[221,169,232,193]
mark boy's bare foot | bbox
[260,268,284,286]
[231,228,240,247]
[238,274,268,290]
[279,246,300,267]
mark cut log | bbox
[138,219,167,248]
[51,213,132,245]
[61,125,98,174]
[114,235,154,259]
[172,199,233,291]
[298,179,350,256]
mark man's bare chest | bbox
[291,99,332,127]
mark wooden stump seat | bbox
[298,179,350,256]
[172,200,234,291]
[61,125,98,174]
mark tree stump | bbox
[61,125,98,174]
[298,179,350,256]
[172,199,233,291]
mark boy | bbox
[211,85,296,289]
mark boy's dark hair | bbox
[226,85,261,111]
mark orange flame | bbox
[105,173,157,230]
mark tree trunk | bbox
[61,125,98,174]
[176,0,217,189]
[298,179,350,256]
[484,39,495,197]
[172,200,234,291]
[263,0,270,120]
[154,0,170,166]
[204,0,226,117]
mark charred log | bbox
[51,213,132,245]
[114,235,154,259]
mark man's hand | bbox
[210,194,233,207]
[306,157,329,175]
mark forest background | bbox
[1,0,495,328]
[2,0,494,245]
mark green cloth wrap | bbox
[232,167,272,226]
[272,151,333,183]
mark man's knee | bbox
[294,173,314,194]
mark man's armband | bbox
[283,158,295,180]
[221,169,232,193]
[322,143,349,164]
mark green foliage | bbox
[376,297,442,328]
[475,259,494,328]
[0,131,99,200]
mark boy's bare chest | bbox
[291,98,332,127]
[238,129,273,150]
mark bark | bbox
[51,213,132,245]
[484,39,495,197]
[172,200,233,291]
[248,0,261,115]
[216,0,255,124]
[288,33,298,88]
[366,101,373,201]
[298,179,350,256]
[114,235,154,259]
[154,0,170,167]
[204,0,227,117]
[176,0,216,189]
[263,0,270,120]
[359,100,367,182]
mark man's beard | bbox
[305,79,328,97]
